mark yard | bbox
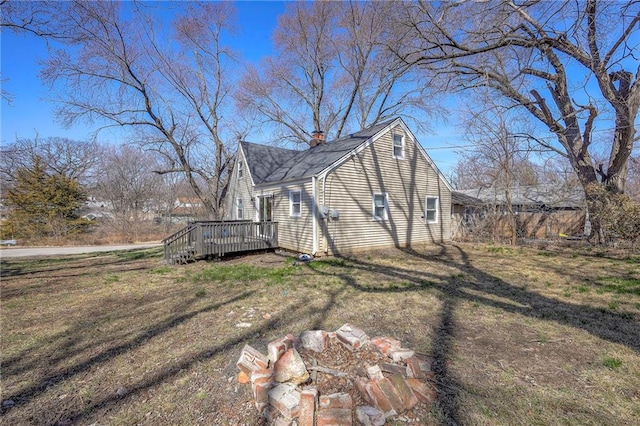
[1,243,639,425]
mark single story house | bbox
[454,185,587,239]
[225,117,453,255]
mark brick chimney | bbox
[309,130,324,147]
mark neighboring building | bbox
[454,185,587,239]
[171,197,205,223]
[225,117,453,255]
[81,196,114,221]
[451,191,484,239]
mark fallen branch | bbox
[307,365,349,378]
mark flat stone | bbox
[336,323,369,350]
[268,334,296,365]
[406,356,432,379]
[317,408,352,425]
[298,386,318,426]
[274,347,309,385]
[390,373,419,410]
[300,330,329,352]
[237,344,269,375]
[370,336,402,356]
[268,383,301,419]
[388,347,415,363]
[253,380,276,412]
[367,380,397,417]
[406,378,437,405]
[319,392,352,410]
[366,364,384,381]
[376,377,406,414]
[380,362,408,377]
[355,405,386,426]
[318,393,353,426]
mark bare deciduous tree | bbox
[237,1,434,145]
[397,0,639,239]
[0,136,100,185]
[29,1,239,218]
[459,104,536,244]
[94,145,164,241]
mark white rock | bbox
[274,348,309,385]
[300,330,328,352]
[356,405,386,426]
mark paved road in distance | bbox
[0,243,162,258]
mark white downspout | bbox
[321,171,329,254]
[312,176,318,255]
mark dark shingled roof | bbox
[451,191,483,206]
[456,185,585,208]
[240,119,397,185]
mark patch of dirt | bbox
[297,339,433,424]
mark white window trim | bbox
[372,192,389,221]
[289,190,302,217]
[236,197,244,220]
[392,133,405,160]
[425,196,439,224]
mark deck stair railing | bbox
[163,220,278,264]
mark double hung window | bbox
[373,193,388,221]
[393,134,405,159]
[290,191,302,217]
[425,197,439,223]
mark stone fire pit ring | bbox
[236,323,437,425]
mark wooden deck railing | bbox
[163,221,278,264]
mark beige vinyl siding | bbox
[259,180,315,254]
[225,149,255,220]
[319,124,451,254]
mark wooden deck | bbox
[163,221,278,264]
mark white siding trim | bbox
[255,176,312,189]
[312,176,318,254]
[237,144,256,187]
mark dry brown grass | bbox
[1,243,639,425]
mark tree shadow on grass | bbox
[1,290,255,416]
[0,248,163,280]
[1,268,352,424]
[3,245,638,425]
[309,243,640,425]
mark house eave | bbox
[253,176,313,189]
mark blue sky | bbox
[1,2,286,141]
[0,1,469,176]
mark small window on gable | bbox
[237,160,244,180]
[393,133,405,159]
[237,198,244,220]
[425,196,439,223]
[290,190,302,217]
[373,192,388,221]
